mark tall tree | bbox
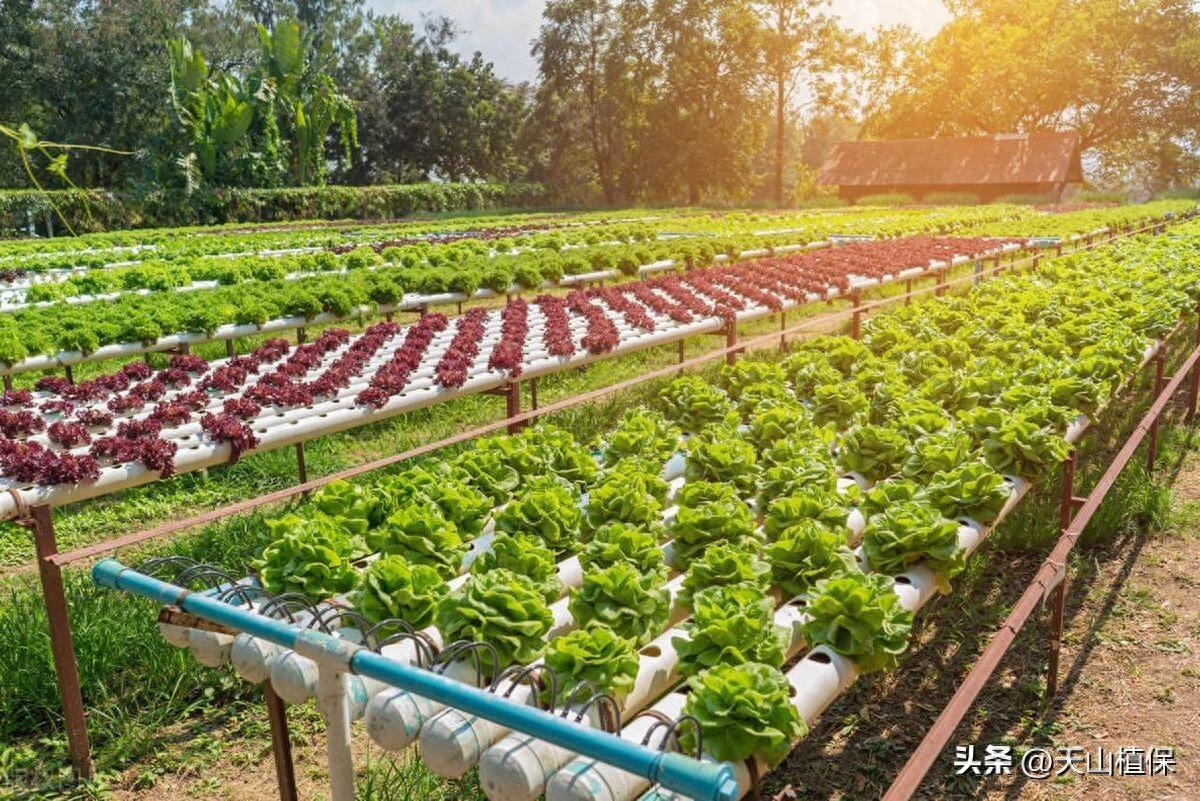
[752,0,856,206]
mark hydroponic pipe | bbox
[91,558,740,801]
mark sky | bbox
[370,0,951,83]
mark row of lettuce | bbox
[0,204,1023,268]
[240,224,1200,768]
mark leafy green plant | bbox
[256,529,359,601]
[674,583,786,678]
[452,448,521,505]
[568,562,670,646]
[900,427,974,481]
[542,624,639,704]
[810,381,869,429]
[757,453,839,507]
[494,479,583,556]
[719,360,786,399]
[658,375,737,432]
[923,461,1011,524]
[600,409,681,469]
[680,662,806,765]
[585,461,668,533]
[471,533,562,603]
[579,523,666,578]
[522,425,598,489]
[765,521,859,598]
[679,542,771,606]
[862,500,964,590]
[434,568,554,673]
[800,572,913,673]
[746,400,817,454]
[670,482,761,567]
[762,488,850,539]
[352,555,447,628]
[684,424,758,498]
[368,501,466,579]
[837,424,910,482]
[311,479,377,537]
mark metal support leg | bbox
[1046,577,1067,698]
[31,505,93,779]
[296,327,307,345]
[506,383,521,435]
[1032,254,1041,274]
[226,339,236,359]
[779,311,788,351]
[530,377,539,411]
[972,260,983,286]
[3,374,12,392]
[904,277,913,306]
[1148,349,1167,471]
[1189,310,1200,421]
[264,681,299,801]
[725,322,739,366]
[1047,450,1078,699]
[849,290,863,340]
[64,364,74,386]
[677,338,686,370]
[294,442,308,486]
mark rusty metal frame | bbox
[883,324,1200,800]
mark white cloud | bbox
[368,0,950,83]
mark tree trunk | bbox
[774,73,786,207]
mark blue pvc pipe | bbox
[93,558,738,801]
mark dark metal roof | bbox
[817,132,1084,187]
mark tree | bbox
[752,0,857,206]
[861,0,1200,190]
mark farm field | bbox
[3,199,1200,801]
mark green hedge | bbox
[0,183,551,236]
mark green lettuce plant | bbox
[674,583,786,678]
[453,448,520,504]
[862,500,964,591]
[434,568,554,673]
[658,375,737,432]
[585,461,667,533]
[256,529,359,602]
[568,562,670,646]
[670,482,761,567]
[352,555,447,628]
[837,424,910,482]
[762,488,850,539]
[765,520,859,598]
[923,461,1010,524]
[810,381,869,429]
[542,624,639,705]
[311,479,376,537]
[800,572,913,673]
[746,400,818,454]
[719,360,786,398]
[679,542,771,606]
[521,425,598,489]
[471,533,562,603]
[680,662,806,765]
[368,501,466,579]
[600,409,681,470]
[684,424,758,498]
[495,479,583,556]
[899,428,974,481]
[579,523,666,578]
